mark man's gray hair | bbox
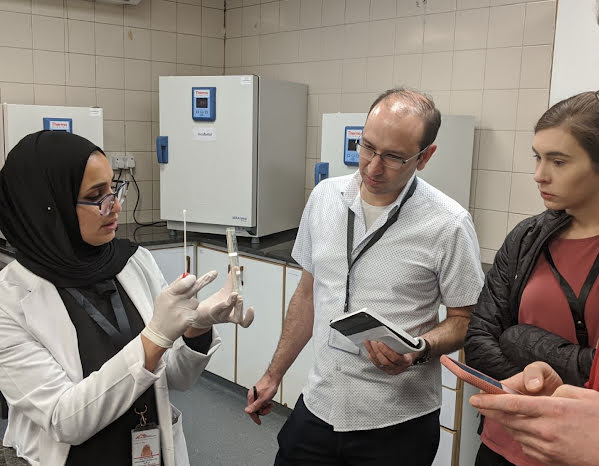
[367,88,442,151]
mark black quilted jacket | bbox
[465,209,596,387]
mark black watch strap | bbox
[413,338,431,365]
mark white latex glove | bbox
[142,272,217,348]
[192,268,255,329]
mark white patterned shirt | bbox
[292,170,484,431]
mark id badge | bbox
[132,424,161,466]
[328,327,360,354]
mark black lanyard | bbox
[66,282,132,348]
[543,245,599,348]
[344,178,418,313]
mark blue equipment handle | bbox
[156,136,168,164]
[314,162,329,186]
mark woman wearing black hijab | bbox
[0,131,254,466]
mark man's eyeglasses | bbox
[77,181,129,216]
[356,141,429,169]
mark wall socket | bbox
[110,155,134,170]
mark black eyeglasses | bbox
[77,181,129,216]
[356,141,429,169]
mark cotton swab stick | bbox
[183,209,188,277]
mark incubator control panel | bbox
[344,126,363,166]
[191,87,216,121]
[43,117,73,132]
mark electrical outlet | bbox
[125,155,135,168]
[110,155,119,170]
[116,157,125,169]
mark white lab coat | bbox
[0,246,221,466]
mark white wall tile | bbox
[478,130,514,171]
[474,208,508,249]
[423,11,456,52]
[454,7,488,50]
[487,4,524,48]
[205,0,225,7]
[203,8,224,37]
[345,0,370,24]
[512,130,534,173]
[124,1,150,28]
[481,89,518,130]
[340,91,374,113]
[451,49,485,90]
[0,82,34,103]
[345,22,370,58]
[32,15,64,52]
[96,56,124,89]
[104,120,125,151]
[484,47,522,90]
[125,90,152,121]
[202,36,224,67]
[0,0,32,14]
[524,0,556,46]
[395,16,424,54]
[0,11,32,48]
[95,3,124,25]
[125,121,152,151]
[299,28,321,61]
[95,23,124,57]
[131,151,153,182]
[124,58,151,90]
[124,27,151,60]
[303,60,341,93]
[421,51,453,90]
[66,53,95,87]
[260,31,299,64]
[449,89,483,125]
[397,0,425,17]
[67,19,95,54]
[97,88,125,120]
[176,3,202,35]
[225,6,242,37]
[243,4,261,35]
[509,172,544,215]
[475,169,511,210]
[519,45,552,89]
[33,50,65,85]
[225,37,242,67]
[34,84,65,105]
[366,55,393,92]
[151,61,176,91]
[32,0,63,17]
[457,0,489,8]
[368,19,395,57]
[177,33,203,65]
[322,25,345,60]
[151,0,177,32]
[279,0,300,31]
[242,35,260,65]
[507,212,529,233]
[370,0,395,20]
[300,0,322,28]
[151,30,176,62]
[426,0,457,14]
[393,53,422,89]
[426,89,450,113]
[66,86,96,107]
[243,0,260,5]
[0,47,33,83]
[322,0,345,26]
[516,89,548,132]
[260,2,279,34]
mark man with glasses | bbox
[247,88,484,465]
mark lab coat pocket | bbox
[170,405,189,466]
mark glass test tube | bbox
[226,227,242,293]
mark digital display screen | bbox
[347,138,358,151]
[196,97,208,108]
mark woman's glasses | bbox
[77,181,129,216]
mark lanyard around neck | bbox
[543,244,599,348]
[343,178,418,313]
[66,282,132,348]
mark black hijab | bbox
[0,130,137,287]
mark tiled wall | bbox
[0,0,224,224]
[223,0,556,262]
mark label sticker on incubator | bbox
[240,76,253,85]
[192,127,216,141]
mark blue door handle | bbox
[314,162,329,186]
[156,136,168,164]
